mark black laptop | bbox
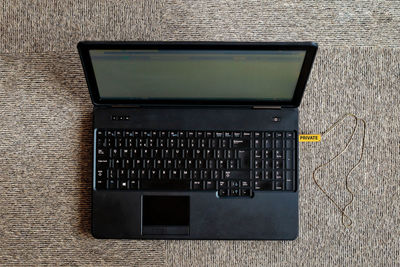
[77,41,317,240]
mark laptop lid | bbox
[78,41,317,108]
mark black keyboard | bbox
[95,129,296,197]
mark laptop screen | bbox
[89,50,306,101]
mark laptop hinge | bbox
[110,105,141,108]
[252,105,281,109]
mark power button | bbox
[272,117,280,122]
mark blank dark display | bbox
[89,50,306,101]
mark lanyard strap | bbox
[312,113,366,227]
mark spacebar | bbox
[141,180,191,190]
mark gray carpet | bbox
[1,1,399,266]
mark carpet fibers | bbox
[0,1,399,266]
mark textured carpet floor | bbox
[0,1,399,266]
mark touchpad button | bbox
[142,196,190,235]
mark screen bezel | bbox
[77,41,317,107]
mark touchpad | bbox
[142,196,190,235]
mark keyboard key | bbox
[230,180,240,188]
[166,159,174,169]
[218,189,228,197]
[123,159,132,169]
[114,159,122,169]
[117,169,127,179]
[224,132,232,138]
[96,169,105,179]
[97,148,107,159]
[286,132,294,138]
[97,137,106,148]
[232,139,250,148]
[218,181,227,188]
[213,170,221,179]
[254,160,262,169]
[243,132,252,138]
[187,159,195,169]
[149,170,159,179]
[110,148,118,158]
[97,159,108,168]
[160,170,168,179]
[106,130,116,137]
[155,159,163,168]
[107,169,115,179]
[205,149,213,158]
[286,139,293,148]
[205,181,216,190]
[140,170,148,179]
[285,181,293,191]
[237,150,250,169]
[241,180,252,187]
[286,150,294,169]
[223,171,250,180]
[255,180,273,190]
[96,179,106,190]
[275,160,283,169]
[210,139,218,148]
[177,159,185,169]
[193,181,202,190]
[192,170,200,180]
[202,170,211,179]
[119,180,128,189]
[265,139,272,149]
[275,150,283,159]
[265,160,272,169]
[132,149,140,158]
[286,171,293,181]
[241,188,252,197]
[218,160,226,169]
[275,181,283,190]
[129,170,138,179]
[230,189,240,196]
[226,150,234,159]
[97,130,105,137]
[275,139,282,148]
[171,170,180,179]
[108,179,117,189]
[128,180,138,190]
[182,170,190,179]
[207,159,216,169]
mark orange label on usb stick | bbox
[299,134,321,142]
